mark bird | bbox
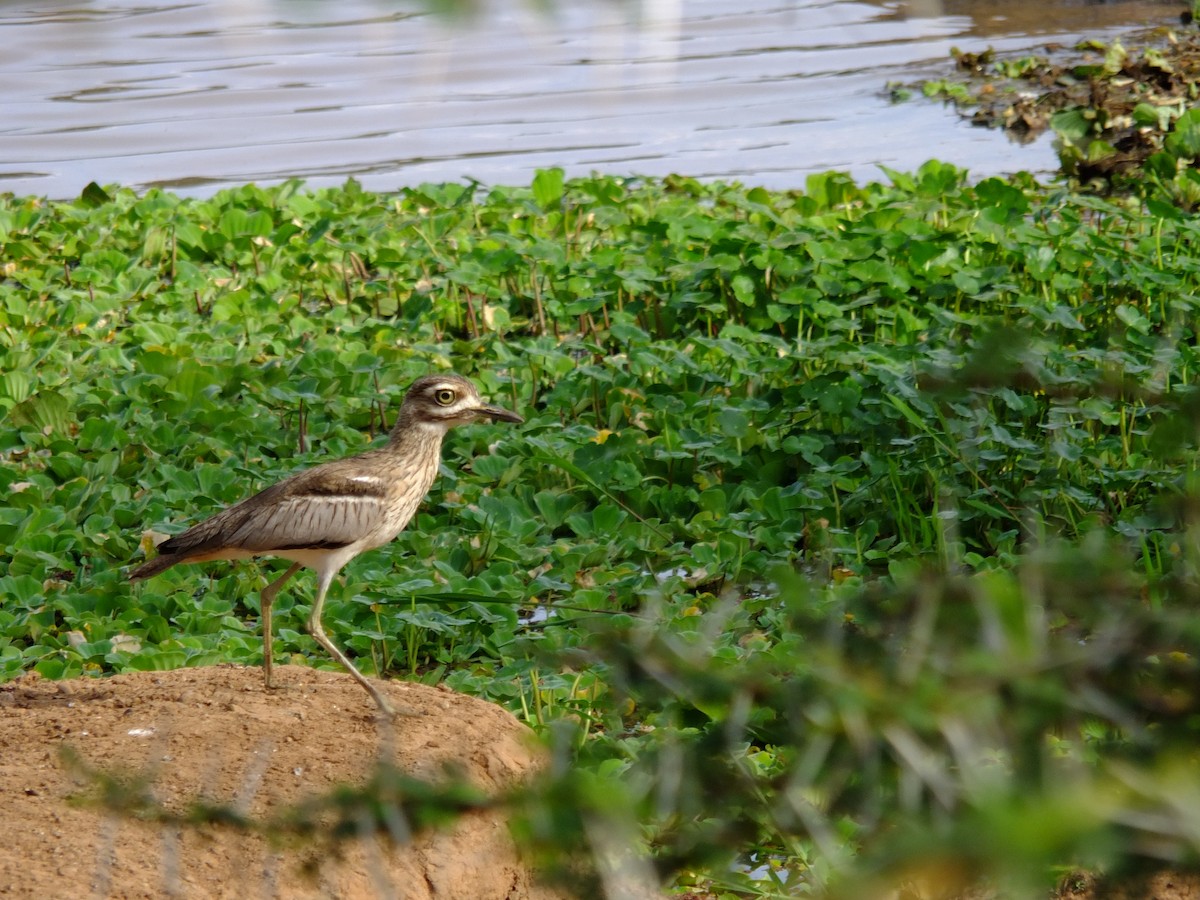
[128,373,524,716]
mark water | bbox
[0,0,1179,199]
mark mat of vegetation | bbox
[913,22,1200,204]
[2,167,1199,897]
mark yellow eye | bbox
[434,388,457,406]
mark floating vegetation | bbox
[910,24,1200,200]
[3,168,1200,895]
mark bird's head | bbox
[398,374,524,433]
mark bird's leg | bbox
[260,562,302,690]
[308,567,396,717]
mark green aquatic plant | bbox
[3,170,1200,893]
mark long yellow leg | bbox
[308,566,395,717]
[260,562,302,689]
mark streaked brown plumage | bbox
[129,373,523,716]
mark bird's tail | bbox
[128,554,180,581]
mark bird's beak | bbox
[472,403,524,424]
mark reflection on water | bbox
[0,0,1177,198]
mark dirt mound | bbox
[1058,869,1200,900]
[0,665,566,900]
[5,665,1194,900]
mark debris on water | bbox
[911,24,1200,183]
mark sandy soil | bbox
[0,664,567,900]
[1,664,1195,900]
[1057,869,1200,900]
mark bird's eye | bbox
[434,388,457,406]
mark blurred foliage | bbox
[3,167,1200,895]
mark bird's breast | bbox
[362,448,442,550]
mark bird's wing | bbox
[159,465,391,557]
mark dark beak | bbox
[473,403,524,424]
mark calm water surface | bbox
[0,0,1180,198]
